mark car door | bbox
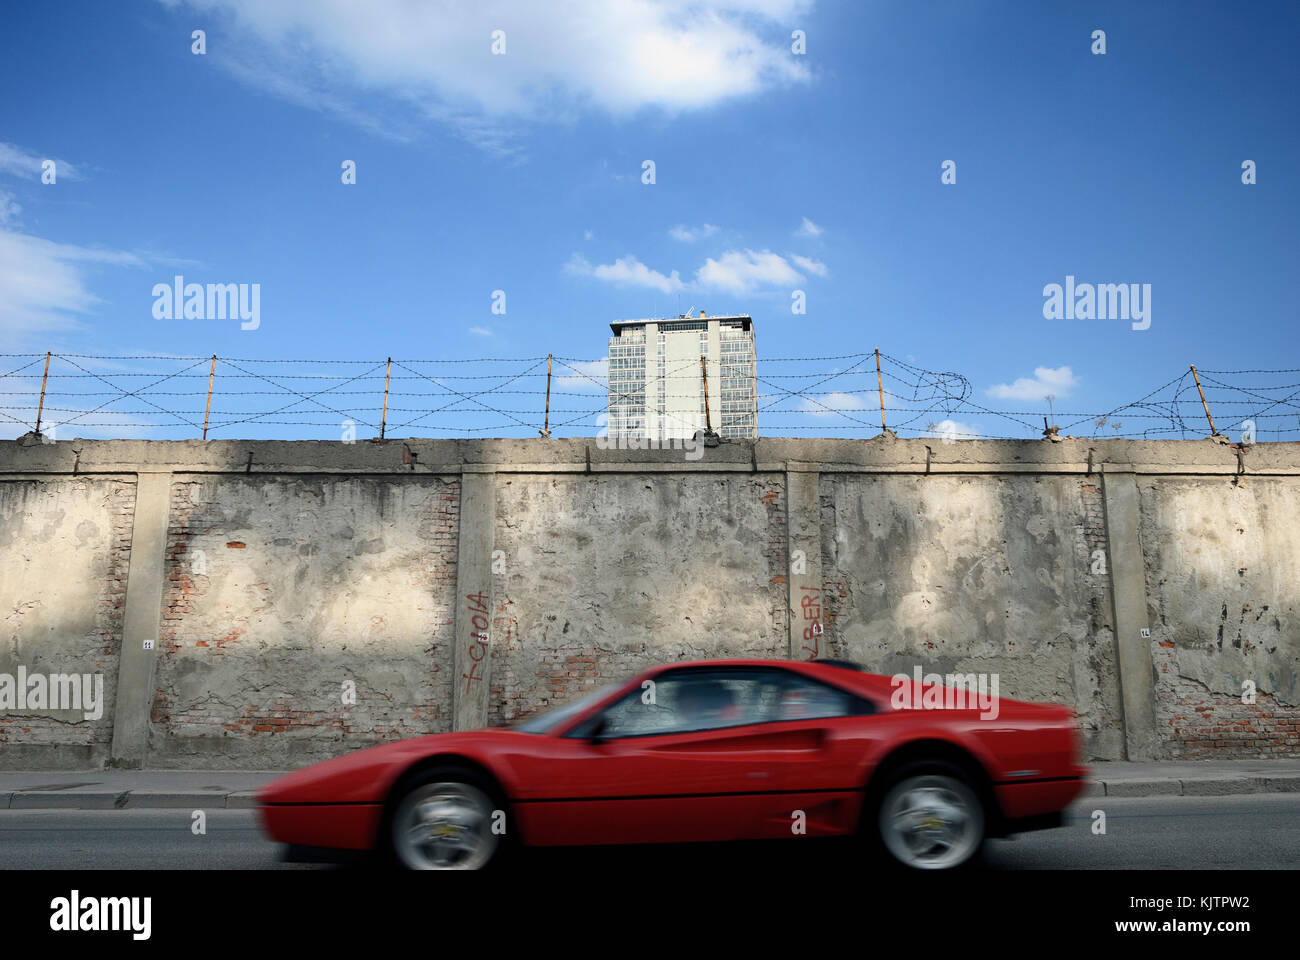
[513,667,812,846]
[759,669,885,836]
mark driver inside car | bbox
[674,680,743,730]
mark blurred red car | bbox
[258,658,1088,870]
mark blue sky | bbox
[1,0,1297,441]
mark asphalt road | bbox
[1,794,1297,870]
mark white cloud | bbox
[468,326,493,336]
[794,216,822,238]
[789,253,827,276]
[0,142,84,181]
[162,0,813,152]
[800,391,866,416]
[987,365,1079,401]
[567,245,824,298]
[0,378,159,440]
[924,419,981,441]
[668,223,719,243]
[554,358,608,391]
[565,253,683,293]
[695,248,802,294]
[0,190,19,226]
[0,230,145,336]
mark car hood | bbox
[258,729,535,805]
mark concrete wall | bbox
[488,473,788,726]
[151,475,459,768]
[0,436,1296,768]
[819,473,1126,759]
[0,477,133,766]
[1141,476,1300,756]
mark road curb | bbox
[123,792,229,808]
[11,792,125,810]
[1097,777,1183,797]
[4,791,260,810]
[1093,774,1300,797]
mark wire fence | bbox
[1,350,1297,443]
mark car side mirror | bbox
[587,715,609,745]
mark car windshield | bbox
[512,682,622,734]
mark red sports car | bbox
[258,658,1088,870]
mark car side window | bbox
[774,672,869,721]
[583,670,786,739]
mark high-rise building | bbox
[607,311,757,441]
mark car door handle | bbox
[785,727,828,750]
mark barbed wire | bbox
[1,351,1297,443]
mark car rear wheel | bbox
[387,768,506,870]
[875,761,985,870]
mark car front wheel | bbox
[387,769,505,870]
[876,761,985,870]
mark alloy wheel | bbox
[391,781,497,870]
[879,773,983,870]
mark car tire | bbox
[871,760,985,871]
[383,765,512,871]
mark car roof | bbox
[646,657,859,673]
[643,657,889,695]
